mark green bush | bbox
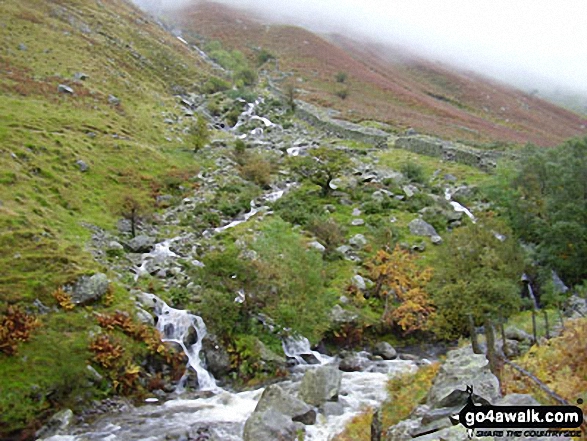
[401,160,427,184]
[202,77,230,94]
[306,216,346,252]
[273,190,323,226]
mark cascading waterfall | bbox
[155,302,217,391]
[282,335,333,366]
[444,188,476,222]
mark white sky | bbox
[136,0,587,95]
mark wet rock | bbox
[408,218,438,237]
[299,365,342,406]
[35,409,73,439]
[338,352,367,372]
[70,273,109,304]
[202,334,231,377]
[373,342,397,360]
[126,235,155,253]
[243,409,299,441]
[255,385,316,425]
[58,84,74,94]
[76,159,89,172]
[256,339,287,369]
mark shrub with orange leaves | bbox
[0,306,41,355]
[366,245,435,333]
[52,287,74,311]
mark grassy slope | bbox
[0,0,212,435]
[176,2,587,147]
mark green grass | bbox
[0,0,219,434]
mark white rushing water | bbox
[444,188,476,223]
[156,303,218,391]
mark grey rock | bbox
[349,234,367,249]
[444,174,457,182]
[135,307,154,325]
[74,72,89,81]
[126,235,155,253]
[255,385,316,425]
[431,235,443,245]
[338,353,366,372]
[107,241,124,252]
[373,342,397,360]
[352,208,362,216]
[426,345,501,408]
[256,339,287,368]
[351,218,365,226]
[299,365,342,406]
[108,94,121,106]
[563,294,587,318]
[505,326,533,342]
[70,273,109,304]
[202,334,231,377]
[18,43,27,51]
[408,218,438,237]
[308,241,326,253]
[243,409,299,441]
[330,305,358,325]
[58,84,74,94]
[496,393,539,406]
[402,184,419,198]
[35,409,73,439]
[76,159,89,172]
[336,245,351,255]
[351,275,366,290]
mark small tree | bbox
[366,245,435,333]
[187,114,210,153]
[119,194,146,238]
[430,216,524,339]
[335,71,348,83]
[289,146,351,196]
[283,83,297,111]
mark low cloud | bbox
[134,0,587,96]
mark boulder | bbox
[76,159,89,172]
[308,241,326,253]
[321,401,344,416]
[70,273,109,304]
[202,334,231,378]
[329,305,358,325]
[338,352,367,372]
[35,409,73,439]
[408,218,438,237]
[351,275,366,291]
[349,234,367,249]
[299,365,342,406]
[58,84,74,94]
[373,342,397,360]
[255,385,316,425]
[505,326,533,342]
[243,409,299,441]
[126,235,155,253]
[426,345,500,408]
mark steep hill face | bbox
[0,0,212,436]
[173,2,587,146]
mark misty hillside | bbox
[1,1,586,440]
[174,2,586,146]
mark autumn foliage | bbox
[366,245,435,334]
[0,306,41,355]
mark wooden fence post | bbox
[371,408,381,441]
[484,318,498,377]
[531,309,538,345]
[468,314,481,354]
[543,310,550,339]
